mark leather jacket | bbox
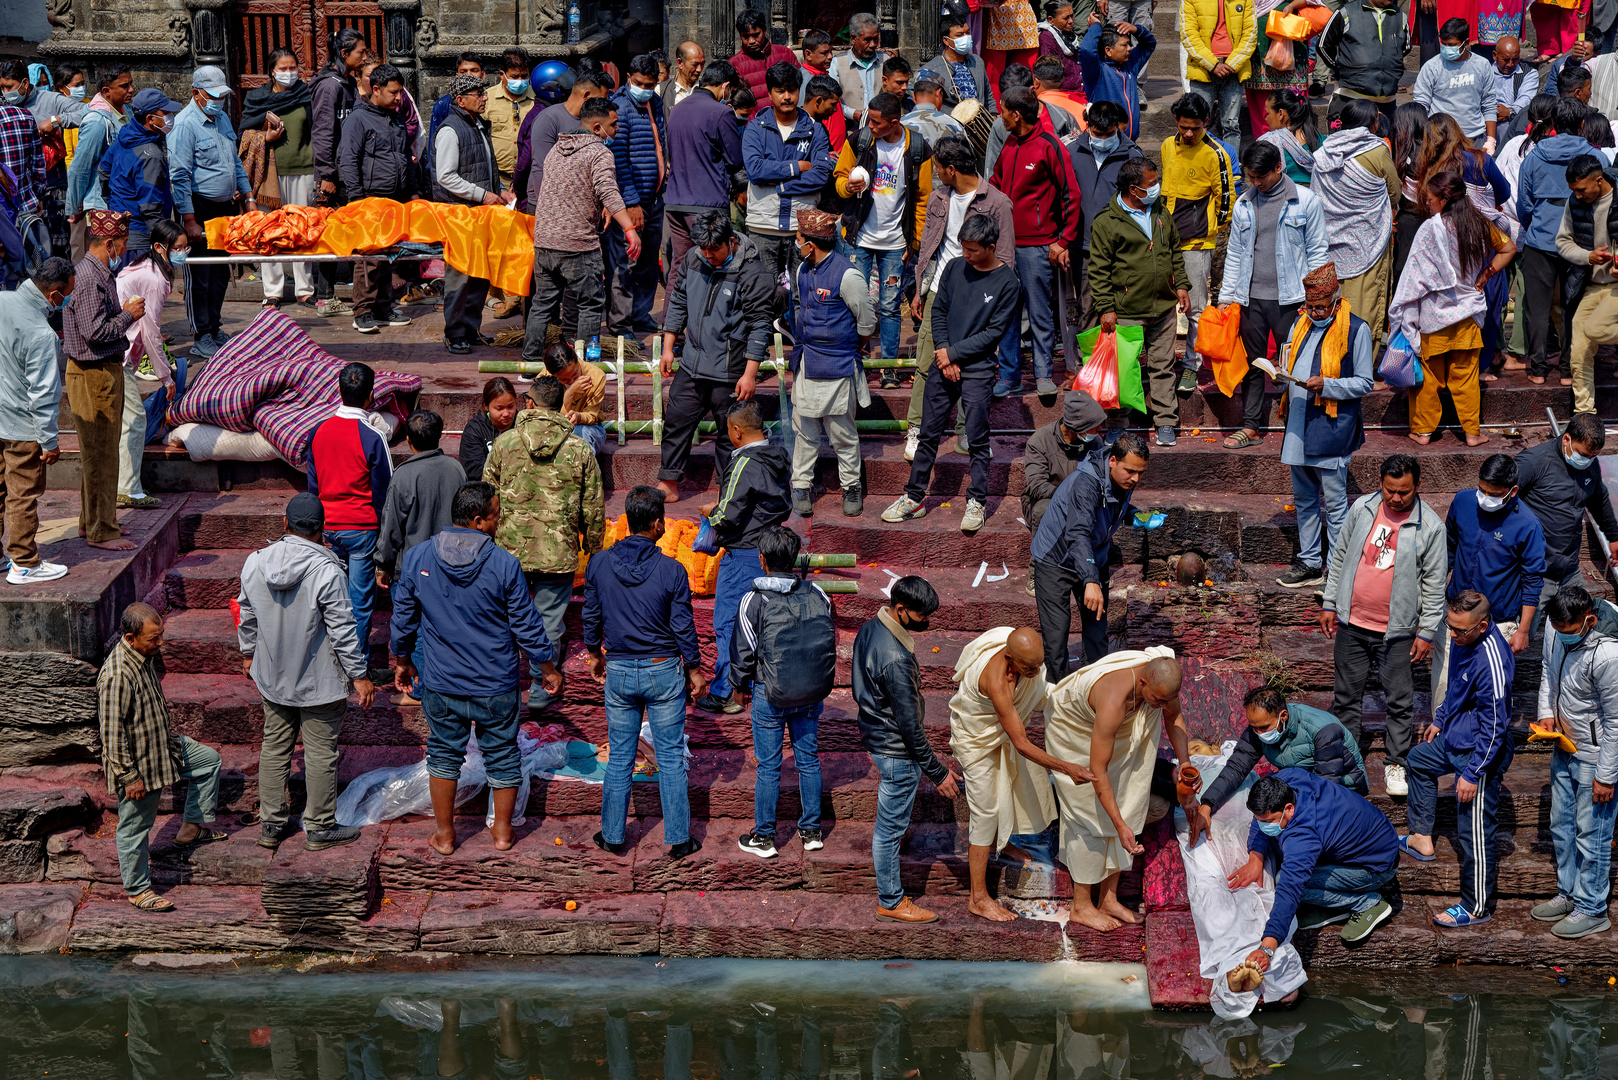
[850,609,948,783]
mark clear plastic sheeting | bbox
[1175,744,1309,1020]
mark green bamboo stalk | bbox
[602,419,910,436]
[615,335,627,447]
[797,554,856,568]
[816,580,859,594]
[651,337,663,446]
[477,358,920,376]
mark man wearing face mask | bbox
[605,54,669,338]
[1274,263,1374,591]
[1514,414,1618,635]
[1411,19,1499,149]
[1401,590,1515,929]
[0,256,74,584]
[1533,584,1618,939]
[485,47,535,192]
[1189,686,1366,847]
[1066,101,1142,332]
[97,89,182,257]
[1021,390,1107,593]
[167,66,256,360]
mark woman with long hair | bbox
[1311,98,1400,350]
[241,48,315,307]
[307,27,367,318]
[460,377,521,482]
[1583,113,1617,162]
[114,217,189,508]
[1389,102,1430,294]
[1260,87,1321,184]
[1388,170,1515,446]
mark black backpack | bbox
[753,579,836,709]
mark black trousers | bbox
[1522,246,1574,377]
[1234,297,1299,432]
[183,194,237,339]
[904,368,993,504]
[1032,558,1109,681]
[1331,621,1416,768]
[658,371,736,483]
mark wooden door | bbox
[230,0,385,91]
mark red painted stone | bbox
[1141,816,1188,913]
[1144,909,1211,1009]
[46,820,272,887]
[69,884,289,951]
[283,889,428,952]
[659,890,808,958]
[789,893,1067,962]
[419,890,663,955]
[632,818,804,892]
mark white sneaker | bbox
[960,498,986,532]
[7,559,66,585]
[1383,763,1407,797]
[881,494,926,523]
[904,428,919,461]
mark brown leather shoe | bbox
[876,897,939,923]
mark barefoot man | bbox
[949,626,1096,921]
[1045,646,1197,931]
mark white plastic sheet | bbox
[336,725,569,828]
[1176,744,1309,1020]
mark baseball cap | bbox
[191,65,232,97]
[130,87,183,116]
[285,492,325,534]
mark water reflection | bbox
[0,957,1613,1079]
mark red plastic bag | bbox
[1074,329,1122,410]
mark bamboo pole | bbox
[774,332,793,459]
[478,358,921,377]
[816,581,859,594]
[796,554,856,568]
[615,335,627,447]
[651,336,663,446]
[603,419,909,436]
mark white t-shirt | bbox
[777,119,797,143]
[930,188,976,293]
[855,136,907,250]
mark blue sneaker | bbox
[191,334,219,359]
[991,379,1019,400]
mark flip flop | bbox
[173,827,227,847]
[1433,904,1489,928]
[1223,431,1261,449]
[1398,836,1436,862]
[128,890,175,912]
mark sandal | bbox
[1432,904,1489,928]
[128,889,175,911]
[173,827,227,847]
[1398,835,1435,862]
[1223,431,1261,449]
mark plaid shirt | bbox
[97,637,182,796]
[63,252,134,364]
[0,103,43,215]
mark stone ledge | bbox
[0,883,80,954]
[418,890,663,955]
[260,825,385,919]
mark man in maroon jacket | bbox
[990,86,1082,400]
[728,8,796,119]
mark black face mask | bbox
[900,611,930,633]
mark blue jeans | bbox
[115,736,220,896]
[1406,731,1512,916]
[873,754,921,908]
[1289,463,1350,570]
[996,246,1060,384]
[324,528,377,658]
[1298,861,1397,914]
[601,656,691,846]
[752,697,823,835]
[709,546,757,700]
[853,246,906,361]
[1550,747,1618,917]
[573,423,606,454]
[421,686,522,787]
[1187,72,1243,146]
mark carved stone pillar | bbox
[379,0,420,97]
[184,0,229,69]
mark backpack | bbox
[752,579,836,709]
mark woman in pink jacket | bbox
[114,217,188,508]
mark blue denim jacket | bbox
[1216,177,1329,307]
[166,101,251,215]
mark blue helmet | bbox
[532,59,573,105]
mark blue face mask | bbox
[628,83,655,104]
[1091,132,1120,155]
[1568,449,1594,470]
[202,97,223,118]
[167,247,188,269]
[2,91,23,106]
[1441,43,1464,61]
[1257,818,1284,837]
[1256,725,1283,744]
[507,78,530,96]
[1137,182,1160,203]
[45,289,64,314]
[1558,624,1592,646]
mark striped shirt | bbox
[97,637,182,795]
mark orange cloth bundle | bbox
[209,205,333,254]
[1528,722,1578,754]
[1266,9,1316,39]
[1195,303,1249,396]
[405,200,537,296]
[581,515,723,596]
[1295,2,1333,32]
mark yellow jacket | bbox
[1182,0,1258,82]
[1159,134,1235,251]
[832,127,933,253]
[485,82,536,181]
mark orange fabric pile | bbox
[204,198,539,297]
[577,516,724,596]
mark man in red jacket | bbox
[307,362,392,657]
[990,86,1082,400]
[728,8,797,119]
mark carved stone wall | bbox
[663,0,925,61]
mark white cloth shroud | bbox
[1175,743,1308,1020]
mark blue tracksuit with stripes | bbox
[1406,621,1516,918]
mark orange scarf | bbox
[1282,300,1351,419]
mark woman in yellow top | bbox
[1387,170,1515,447]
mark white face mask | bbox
[67,85,85,101]
[1256,726,1283,745]
[951,34,974,53]
[1476,491,1508,512]
[274,70,298,87]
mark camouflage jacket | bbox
[484,408,606,574]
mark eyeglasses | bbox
[1446,619,1487,639]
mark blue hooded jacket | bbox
[100,120,173,243]
[1516,133,1597,253]
[390,526,555,697]
[582,534,702,666]
[1445,488,1546,625]
[1077,21,1155,140]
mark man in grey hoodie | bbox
[1533,585,1618,939]
[237,492,376,851]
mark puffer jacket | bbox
[1538,624,1618,784]
[237,534,369,708]
[99,121,171,244]
[1201,702,1368,811]
[483,408,606,575]
[851,607,949,783]
[1517,133,1599,253]
[337,98,415,199]
[309,67,357,194]
[1181,0,1259,82]
[1322,492,1448,641]
[662,236,775,381]
[608,86,668,208]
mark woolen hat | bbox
[285,492,325,534]
[1063,389,1107,431]
[85,209,130,239]
[450,73,488,99]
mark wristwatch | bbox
[1259,944,1276,958]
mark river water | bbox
[0,955,1611,1078]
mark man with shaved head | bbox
[1490,36,1537,126]
[949,626,1096,921]
[1044,647,1196,931]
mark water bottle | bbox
[566,0,581,44]
[587,335,601,366]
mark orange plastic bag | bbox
[1195,304,1250,397]
[1267,9,1315,40]
[1295,2,1333,32]
[1074,330,1122,410]
[1265,38,1296,71]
